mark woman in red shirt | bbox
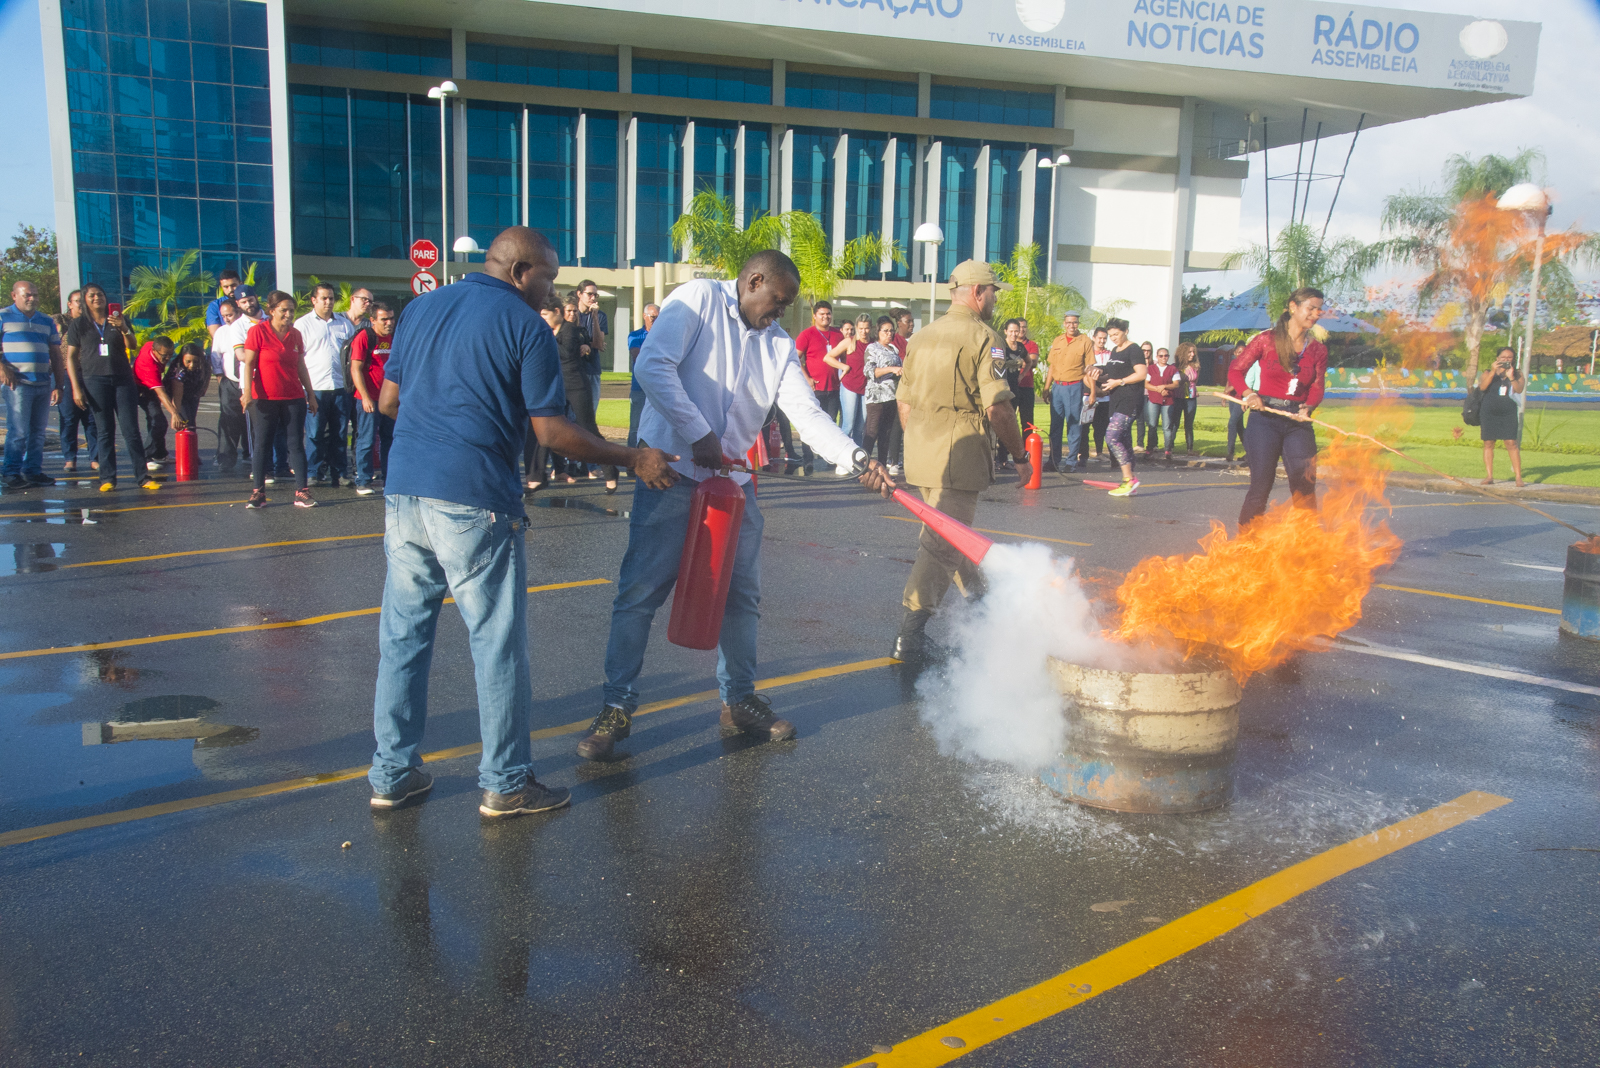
[239,290,320,509]
[1228,286,1327,526]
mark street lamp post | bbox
[1035,152,1071,283]
[913,222,943,323]
[1496,182,1551,380]
[427,80,460,283]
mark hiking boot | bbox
[720,693,795,740]
[893,607,934,664]
[479,778,571,818]
[576,704,632,761]
[370,768,433,809]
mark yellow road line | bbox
[0,655,896,849]
[1376,583,1560,615]
[0,578,611,661]
[58,532,384,569]
[841,790,1512,1067]
[1383,501,1498,509]
[0,497,248,519]
[880,515,1091,548]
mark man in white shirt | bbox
[212,295,259,473]
[576,250,894,761]
[296,283,358,486]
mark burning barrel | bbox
[1560,538,1600,643]
[1039,658,1242,814]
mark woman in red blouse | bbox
[239,290,320,509]
[1227,286,1327,526]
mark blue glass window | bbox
[152,79,193,120]
[235,125,271,165]
[350,90,410,259]
[68,71,109,113]
[238,202,274,253]
[743,126,770,223]
[288,24,450,77]
[938,139,980,277]
[118,194,159,247]
[790,128,838,234]
[930,84,1054,128]
[154,118,194,157]
[585,113,618,268]
[289,85,349,257]
[465,43,617,90]
[198,159,235,199]
[189,0,229,45]
[114,113,155,155]
[236,163,272,202]
[63,0,108,34]
[633,59,769,104]
[466,100,522,251]
[525,106,577,264]
[148,38,189,81]
[159,196,199,248]
[195,122,233,160]
[109,35,150,77]
[191,42,230,84]
[234,86,270,126]
[199,198,238,251]
[75,152,117,192]
[634,116,684,266]
[81,248,124,290]
[786,72,917,117]
[105,0,147,38]
[193,81,232,122]
[115,150,155,194]
[147,0,187,39]
[692,119,738,201]
[156,156,196,197]
[232,47,268,88]
[71,110,114,153]
[77,191,119,245]
[65,30,108,72]
[112,76,152,116]
[229,0,266,50]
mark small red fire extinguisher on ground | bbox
[174,426,198,482]
[1024,423,1042,489]
[667,470,746,650]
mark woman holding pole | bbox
[1229,286,1327,527]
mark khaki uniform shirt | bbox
[899,304,1014,491]
[1047,331,1093,384]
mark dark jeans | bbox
[1091,403,1109,458]
[1226,403,1247,458]
[802,391,841,469]
[999,386,1035,464]
[1180,397,1198,452]
[305,389,351,479]
[1239,412,1317,526]
[139,390,170,460]
[272,418,290,475]
[82,375,147,486]
[772,405,795,466]
[250,398,307,490]
[57,394,97,465]
[216,378,248,469]
[354,407,395,486]
[627,390,645,449]
[1048,382,1083,468]
[863,400,901,468]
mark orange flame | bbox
[1110,409,1405,682]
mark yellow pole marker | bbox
[0,655,898,849]
[1376,583,1559,615]
[839,790,1511,1068]
[59,532,384,569]
[0,579,611,661]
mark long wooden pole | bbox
[1215,392,1596,539]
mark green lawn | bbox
[597,398,630,430]
[1189,398,1600,488]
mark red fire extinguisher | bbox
[174,427,199,482]
[667,472,746,650]
[745,433,768,495]
[1023,423,1042,489]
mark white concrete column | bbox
[625,116,638,262]
[831,134,849,262]
[38,0,77,305]
[923,140,942,281]
[880,137,897,274]
[611,307,630,371]
[734,124,747,227]
[779,128,794,215]
[1018,148,1037,252]
[576,111,588,262]
[1167,96,1197,347]
[680,121,695,261]
[451,29,467,262]
[266,0,294,288]
[973,144,991,263]
[632,263,645,325]
[520,106,530,226]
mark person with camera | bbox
[1477,346,1524,487]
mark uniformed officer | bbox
[892,260,1031,664]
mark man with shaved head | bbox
[368,225,677,819]
[574,248,894,762]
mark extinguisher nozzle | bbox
[890,488,994,568]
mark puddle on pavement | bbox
[0,498,99,526]
[527,496,627,518]
[1485,621,1560,639]
[0,542,67,574]
[82,649,152,686]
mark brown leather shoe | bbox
[720,693,796,741]
[577,704,632,760]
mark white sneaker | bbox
[146,460,161,472]
[887,464,903,477]
[355,485,375,496]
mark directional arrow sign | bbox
[411,270,438,296]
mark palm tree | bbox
[124,249,213,348]
[992,242,1089,349]
[1368,150,1591,377]
[1199,222,1370,346]
[669,190,905,313]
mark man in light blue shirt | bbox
[0,281,63,488]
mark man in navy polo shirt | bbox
[205,269,254,338]
[367,226,677,820]
[0,281,64,488]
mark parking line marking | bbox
[58,532,384,569]
[1376,583,1559,615]
[839,791,1511,1068]
[0,578,611,661]
[1321,639,1600,697]
[880,515,1091,548]
[0,655,897,849]
[0,498,249,519]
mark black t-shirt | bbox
[1101,344,1146,417]
[67,315,133,380]
[554,320,593,403]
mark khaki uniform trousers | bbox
[901,485,985,612]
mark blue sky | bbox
[3,0,1596,289]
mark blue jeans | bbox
[1143,399,1177,453]
[603,477,763,711]
[2,383,54,478]
[370,494,533,795]
[839,388,865,446]
[58,393,97,465]
[305,390,351,479]
[354,407,395,486]
[1049,382,1084,468]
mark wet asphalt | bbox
[0,445,1597,1067]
